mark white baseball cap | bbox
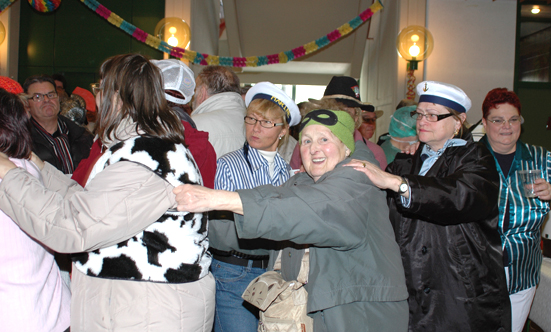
[245,82,301,126]
[416,81,472,113]
[151,59,195,105]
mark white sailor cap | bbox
[245,82,301,126]
[416,81,472,113]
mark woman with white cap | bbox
[208,82,301,332]
[346,81,511,331]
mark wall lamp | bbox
[155,17,191,49]
[396,25,434,99]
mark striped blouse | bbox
[482,136,551,294]
[215,143,291,191]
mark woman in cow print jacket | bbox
[0,53,215,331]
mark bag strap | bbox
[273,249,310,284]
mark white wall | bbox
[425,0,517,123]
[0,1,20,80]
[364,0,517,138]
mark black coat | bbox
[387,134,511,332]
[31,115,93,174]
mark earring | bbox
[279,136,282,140]
[454,128,459,136]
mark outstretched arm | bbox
[174,184,244,214]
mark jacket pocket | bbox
[449,231,486,299]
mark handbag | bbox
[242,251,313,332]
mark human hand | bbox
[30,152,44,170]
[173,184,215,212]
[344,159,403,191]
[0,152,16,178]
[173,184,244,214]
[534,178,551,201]
[401,141,420,155]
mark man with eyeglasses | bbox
[23,75,93,175]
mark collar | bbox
[480,135,532,162]
[245,144,287,174]
[102,117,143,149]
[192,92,245,115]
[421,138,468,158]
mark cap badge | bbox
[423,82,428,92]
[351,85,360,98]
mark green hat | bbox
[299,109,356,153]
[389,105,417,138]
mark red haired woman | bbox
[481,88,551,332]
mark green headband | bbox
[299,109,356,153]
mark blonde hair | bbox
[247,98,289,148]
[444,106,469,137]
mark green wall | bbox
[18,0,164,94]
[516,86,551,151]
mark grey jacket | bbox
[234,142,408,313]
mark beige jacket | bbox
[0,120,215,331]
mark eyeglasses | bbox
[91,83,102,96]
[362,117,376,124]
[244,116,284,128]
[410,111,454,122]
[29,91,58,102]
[487,117,522,126]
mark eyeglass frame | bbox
[28,91,59,103]
[244,116,284,128]
[410,110,455,122]
[486,116,523,126]
[91,83,102,96]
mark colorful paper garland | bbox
[80,0,384,67]
[0,0,17,13]
[0,0,384,67]
[28,0,61,12]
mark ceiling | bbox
[220,0,374,85]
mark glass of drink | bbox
[517,169,542,198]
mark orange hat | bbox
[72,87,96,112]
[0,76,23,94]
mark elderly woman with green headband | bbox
[173,109,408,332]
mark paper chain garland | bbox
[0,0,384,67]
[0,0,17,13]
[80,0,383,67]
[28,0,61,12]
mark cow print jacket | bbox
[72,135,211,283]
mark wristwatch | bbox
[398,177,409,194]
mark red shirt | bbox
[72,121,217,189]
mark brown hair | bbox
[95,53,185,144]
[304,99,362,129]
[443,106,469,138]
[0,89,33,159]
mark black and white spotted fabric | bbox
[72,136,211,283]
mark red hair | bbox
[482,88,521,119]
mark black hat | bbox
[310,76,375,112]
